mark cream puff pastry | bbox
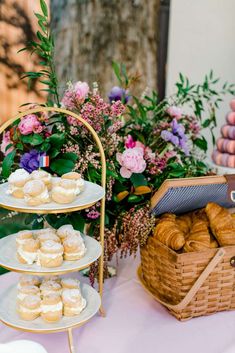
[7,169,31,198]
[23,180,50,206]
[38,240,63,267]
[41,294,63,323]
[62,172,85,191]
[18,294,41,321]
[17,238,39,265]
[62,289,86,316]
[51,179,79,204]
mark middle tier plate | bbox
[0,233,102,275]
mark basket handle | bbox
[151,248,226,311]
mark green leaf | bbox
[127,195,143,203]
[62,152,78,163]
[40,0,48,17]
[21,134,44,146]
[202,119,211,128]
[68,213,85,232]
[16,142,24,151]
[1,150,16,179]
[112,62,122,85]
[168,170,185,178]
[130,173,147,187]
[49,148,60,159]
[194,137,208,152]
[35,13,46,21]
[45,214,69,229]
[17,47,28,53]
[49,133,65,147]
[41,142,51,152]
[50,159,75,176]
[32,217,44,230]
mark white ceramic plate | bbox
[0,233,102,275]
[0,181,105,213]
[0,283,101,333]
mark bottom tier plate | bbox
[0,283,101,333]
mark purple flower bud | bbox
[108,86,130,103]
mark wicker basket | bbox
[138,175,235,321]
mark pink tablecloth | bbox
[0,254,235,353]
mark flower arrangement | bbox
[1,0,235,277]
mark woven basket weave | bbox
[139,237,235,320]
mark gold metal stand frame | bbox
[0,107,107,353]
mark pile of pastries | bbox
[16,225,86,267]
[154,202,235,252]
[7,169,85,205]
[17,275,86,322]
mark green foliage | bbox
[21,134,44,146]
[19,0,60,106]
[175,70,235,145]
[1,150,16,179]
[130,173,148,187]
[50,158,75,175]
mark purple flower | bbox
[172,119,185,137]
[20,150,45,173]
[161,130,173,142]
[161,119,189,154]
[108,86,130,104]
[170,135,180,146]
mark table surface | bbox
[0,254,235,353]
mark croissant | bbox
[210,237,219,248]
[154,213,185,251]
[176,214,192,238]
[184,212,211,252]
[205,202,235,246]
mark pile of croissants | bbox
[154,202,235,252]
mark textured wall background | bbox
[0,0,47,123]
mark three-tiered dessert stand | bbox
[0,107,106,353]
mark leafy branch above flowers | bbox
[19,0,60,106]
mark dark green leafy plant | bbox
[19,0,60,106]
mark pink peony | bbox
[74,81,89,103]
[135,141,145,151]
[116,147,146,178]
[0,131,14,156]
[18,114,42,135]
[167,106,182,119]
[125,135,136,149]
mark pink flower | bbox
[167,106,182,119]
[135,141,145,151]
[125,135,136,148]
[87,210,100,219]
[0,131,14,156]
[116,147,146,178]
[67,115,80,126]
[18,114,42,135]
[74,81,89,103]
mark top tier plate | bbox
[0,181,105,214]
